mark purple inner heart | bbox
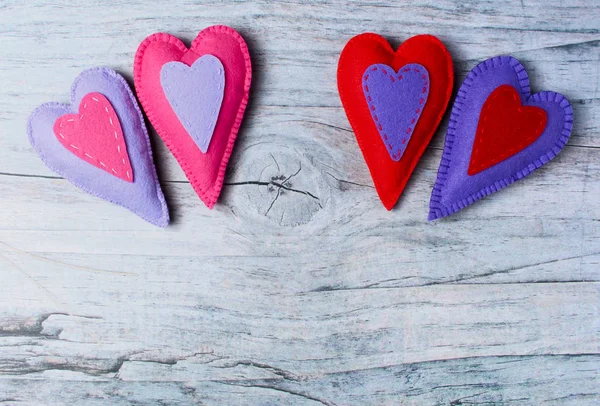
[160,54,225,153]
[428,55,573,221]
[362,63,430,161]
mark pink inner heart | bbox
[53,92,134,182]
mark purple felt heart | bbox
[28,68,169,227]
[428,55,573,220]
[362,63,430,161]
[160,54,225,153]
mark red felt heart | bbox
[338,34,453,210]
[468,85,548,176]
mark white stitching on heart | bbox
[62,95,131,180]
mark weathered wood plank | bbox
[2,280,599,369]
[0,355,598,405]
[0,0,598,404]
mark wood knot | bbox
[223,150,326,226]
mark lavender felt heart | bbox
[28,68,169,227]
[428,55,573,220]
[160,54,225,153]
[362,63,430,161]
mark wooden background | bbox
[1,1,599,404]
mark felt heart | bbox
[53,92,134,182]
[338,33,453,210]
[428,55,573,220]
[160,55,225,153]
[362,63,430,161]
[468,84,547,175]
[28,68,169,227]
[135,25,252,209]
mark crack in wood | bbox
[227,179,321,201]
[0,312,102,338]
[425,252,600,286]
[0,312,64,337]
[325,172,374,189]
[449,391,489,405]
[217,381,335,406]
[214,360,299,381]
[308,253,600,292]
[226,161,323,216]
[282,119,354,134]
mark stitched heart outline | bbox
[134,25,252,209]
[53,92,134,182]
[428,55,573,220]
[362,63,430,161]
[338,33,453,210]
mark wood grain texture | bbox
[0,0,599,404]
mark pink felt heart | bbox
[53,92,133,182]
[134,25,252,208]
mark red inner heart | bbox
[53,92,134,182]
[468,85,547,176]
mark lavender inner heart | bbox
[362,63,430,161]
[160,54,225,153]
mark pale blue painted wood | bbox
[0,1,598,404]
